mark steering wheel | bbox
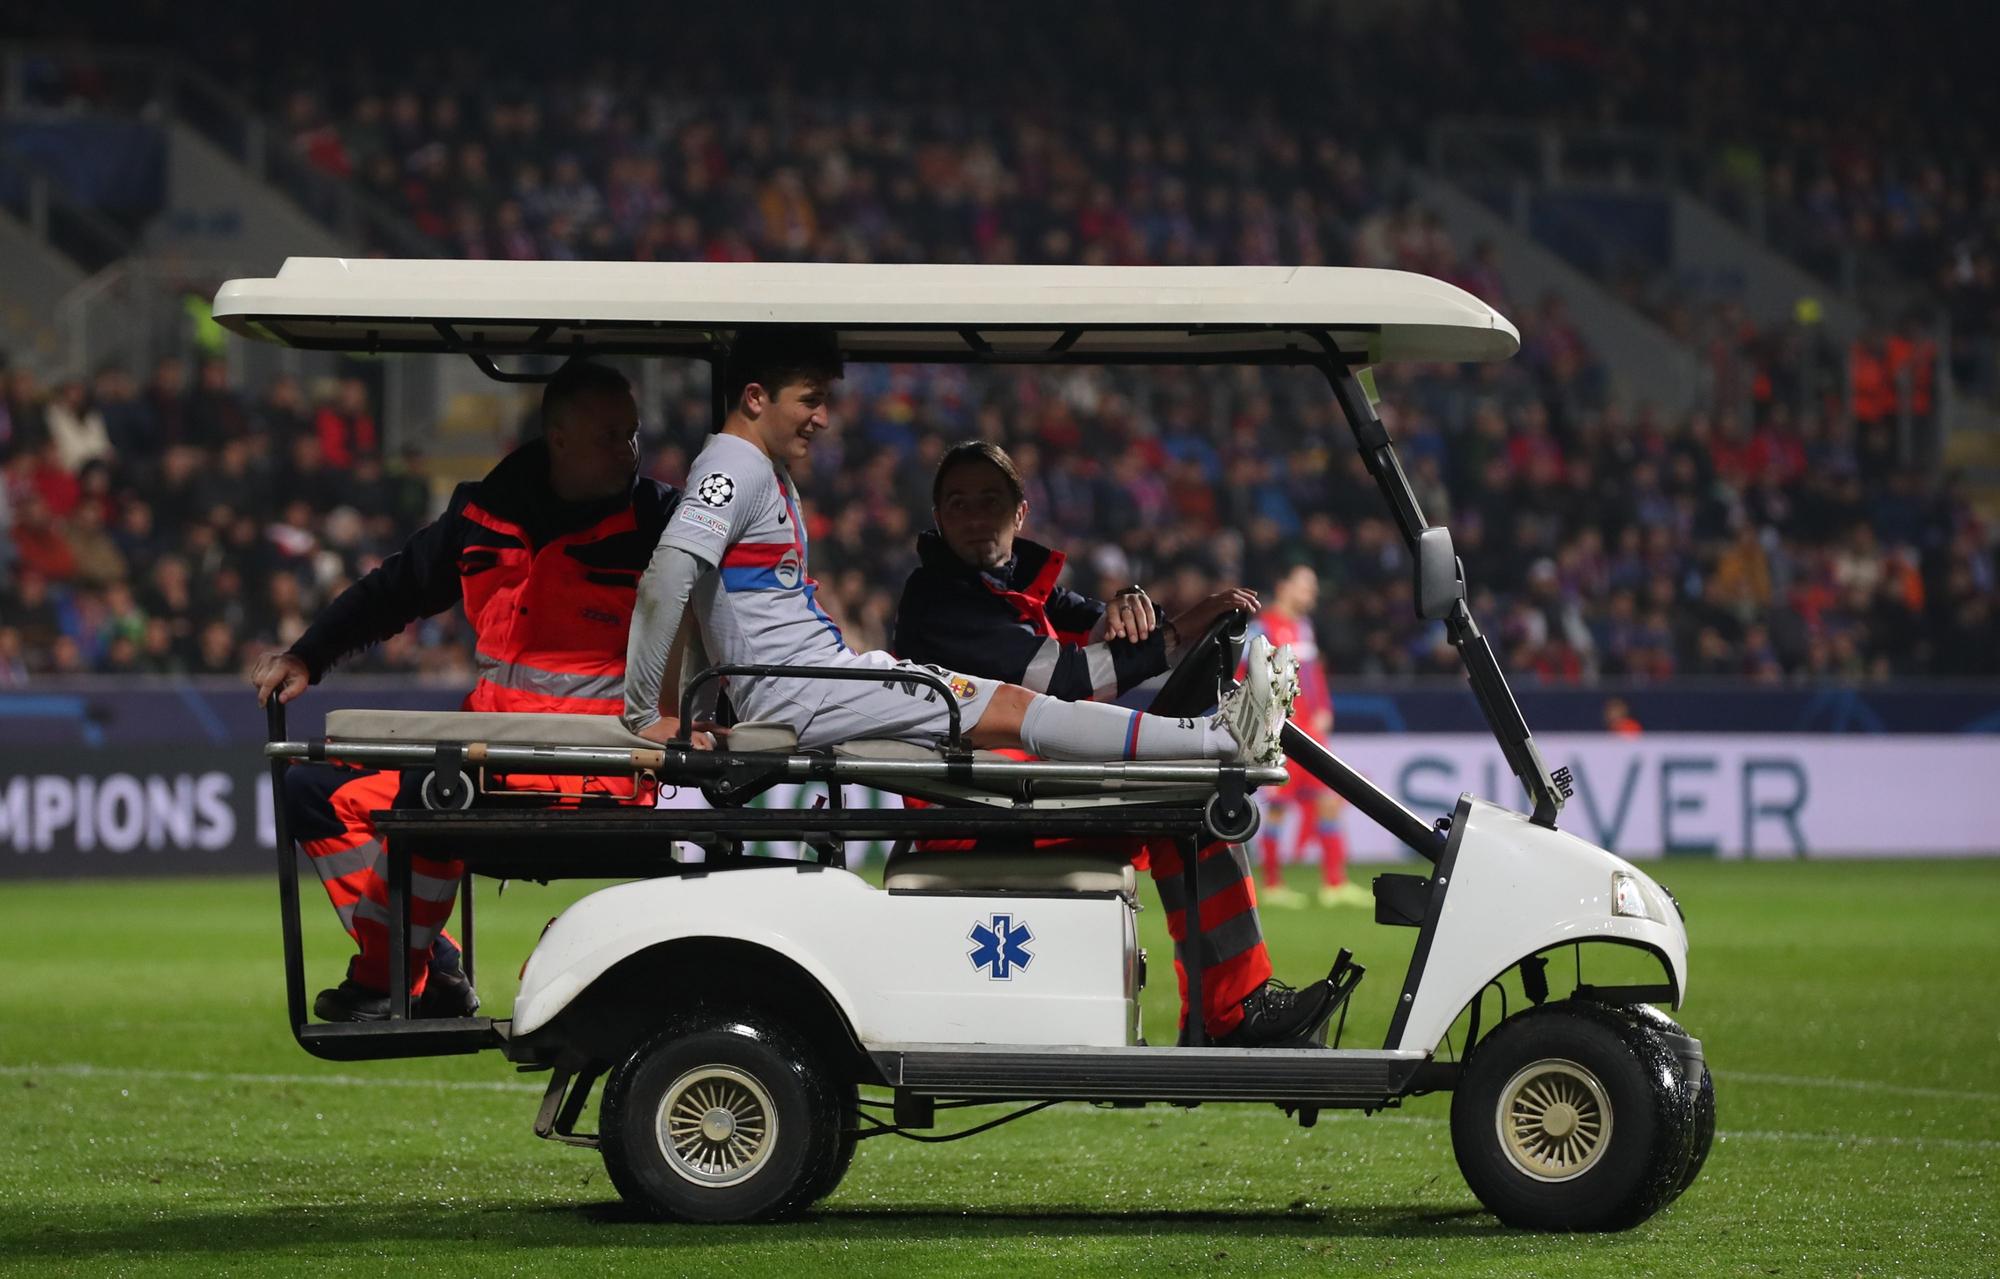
[1147,609,1251,718]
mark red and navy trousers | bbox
[1141,835,1275,1040]
[283,763,653,995]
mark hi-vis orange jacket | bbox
[289,438,678,718]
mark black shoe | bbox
[313,980,391,1023]
[1216,977,1337,1048]
[416,967,481,1019]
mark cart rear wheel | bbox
[600,1011,843,1223]
[1451,1002,1694,1231]
[802,1079,859,1207]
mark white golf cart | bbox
[219,259,1712,1231]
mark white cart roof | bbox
[212,259,1519,365]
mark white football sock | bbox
[1017,695,1240,761]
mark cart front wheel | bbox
[1451,1001,1694,1231]
[600,1012,844,1223]
[1611,1002,1715,1202]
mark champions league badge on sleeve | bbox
[969,913,1033,979]
[694,473,736,507]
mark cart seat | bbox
[882,845,1137,897]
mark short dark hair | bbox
[540,360,632,434]
[932,440,1025,508]
[719,328,843,415]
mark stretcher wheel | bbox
[1203,790,1259,843]
[420,768,476,811]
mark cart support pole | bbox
[460,872,475,990]
[1180,836,1206,1047]
[1311,343,1568,828]
[1280,723,1445,861]
[266,699,310,1039]
[388,848,411,1020]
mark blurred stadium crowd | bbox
[5,325,1992,685]
[2,0,1995,684]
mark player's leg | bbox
[1258,790,1308,907]
[977,636,1298,762]
[1312,793,1369,907]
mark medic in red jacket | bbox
[249,363,677,1022]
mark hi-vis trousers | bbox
[284,764,460,995]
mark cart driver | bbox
[890,441,1339,1047]
[622,329,1298,779]
[249,361,679,1023]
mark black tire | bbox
[599,1009,844,1223]
[1451,1001,1695,1231]
[1608,1003,1715,1201]
[1682,1063,1716,1194]
[801,1079,859,1207]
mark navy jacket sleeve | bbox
[893,571,1052,685]
[1044,585,1106,639]
[893,570,1168,701]
[287,485,472,682]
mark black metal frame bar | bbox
[1280,722,1445,861]
[265,692,1250,1058]
[1305,340,1565,828]
[1179,835,1205,1048]
[241,315,1377,367]
[268,697,502,1060]
[1383,796,1470,1050]
[431,321,562,382]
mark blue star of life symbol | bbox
[968,913,1034,980]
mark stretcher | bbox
[263,659,1288,1050]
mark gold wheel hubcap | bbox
[1496,1059,1613,1182]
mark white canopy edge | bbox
[212,259,1520,364]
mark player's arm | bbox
[623,543,710,737]
[282,484,473,684]
[622,460,754,737]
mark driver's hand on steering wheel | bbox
[1168,588,1260,660]
[634,717,726,750]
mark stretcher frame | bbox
[263,685,1286,1060]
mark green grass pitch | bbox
[2,857,1995,1277]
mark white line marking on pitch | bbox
[1716,1069,2000,1104]
[7,1063,1997,1152]
[0,1062,544,1094]
[1316,1111,2000,1153]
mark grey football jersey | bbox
[659,433,847,717]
